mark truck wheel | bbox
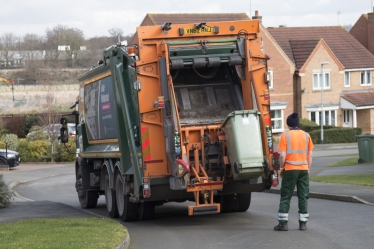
[115,174,138,222]
[220,194,235,213]
[76,166,98,209]
[105,173,119,218]
[233,193,251,212]
[138,201,155,220]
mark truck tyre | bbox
[138,201,155,220]
[115,174,138,222]
[76,166,98,209]
[220,194,235,213]
[233,193,251,212]
[105,173,119,218]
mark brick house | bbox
[350,8,374,56]
[261,24,374,135]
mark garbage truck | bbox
[60,20,279,221]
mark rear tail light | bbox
[143,177,151,198]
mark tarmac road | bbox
[8,173,374,249]
[2,143,374,249]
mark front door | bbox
[342,109,352,127]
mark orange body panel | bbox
[135,19,274,179]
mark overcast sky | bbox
[1,0,373,39]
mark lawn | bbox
[329,157,360,167]
[0,217,127,249]
[310,174,374,187]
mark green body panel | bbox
[106,47,143,195]
[76,47,143,198]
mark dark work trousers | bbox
[278,170,309,224]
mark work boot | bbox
[274,223,288,231]
[299,222,307,231]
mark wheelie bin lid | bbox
[221,110,260,129]
[356,134,374,138]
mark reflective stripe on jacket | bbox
[285,131,309,165]
[278,129,312,170]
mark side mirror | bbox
[60,118,68,143]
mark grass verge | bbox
[0,217,127,249]
[315,153,359,158]
[329,157,360,167]
[310,174,374,187]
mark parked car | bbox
[27,123,76,140]
[0,149,20,168]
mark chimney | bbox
[368,8,374,54]
[252,10,262,24]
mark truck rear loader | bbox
[60,20,279,221]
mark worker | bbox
[274,113,314,231]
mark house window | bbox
[268,70,273,89]
[270,102,287,133]
[313,72,330,90]
[308,110,337,126]
[271,109,283,132]
[344,72,350,87]
[361,70,372,85]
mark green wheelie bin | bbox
[356,134,374,163]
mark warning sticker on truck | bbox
[142,127,151,160]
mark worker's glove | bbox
[279,168,285,179]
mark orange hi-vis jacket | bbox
[278,129,314,171]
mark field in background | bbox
[0,84,79,114]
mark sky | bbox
[1,0,373,39]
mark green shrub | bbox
[0,141,5,149]
[309,127,362,144]
[1,134,19,150]
[24,114,39,137]
[27,126,46,142]
[299,118,318,132]
[17,139,32,162]
[54,137,76,162]
[0,174,12,208]
[0,127,7,138]
[29,140,51,162]
[18,139,51,162]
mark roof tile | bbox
[267,26,374,69]
[289,39,319,69]
[342,92,374,106]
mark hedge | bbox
[309,127,362,144]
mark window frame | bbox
[270,104,287,133]
[360,70,372,86]
[312,72,331,90]
[308,108,338,126]
[344,71,350,87]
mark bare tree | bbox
[38,87,61,162]
[108,28,123,43]
[0,33,17,68]
[44,25,85,68]
[20,33,44,63]
[62,28,85,67]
